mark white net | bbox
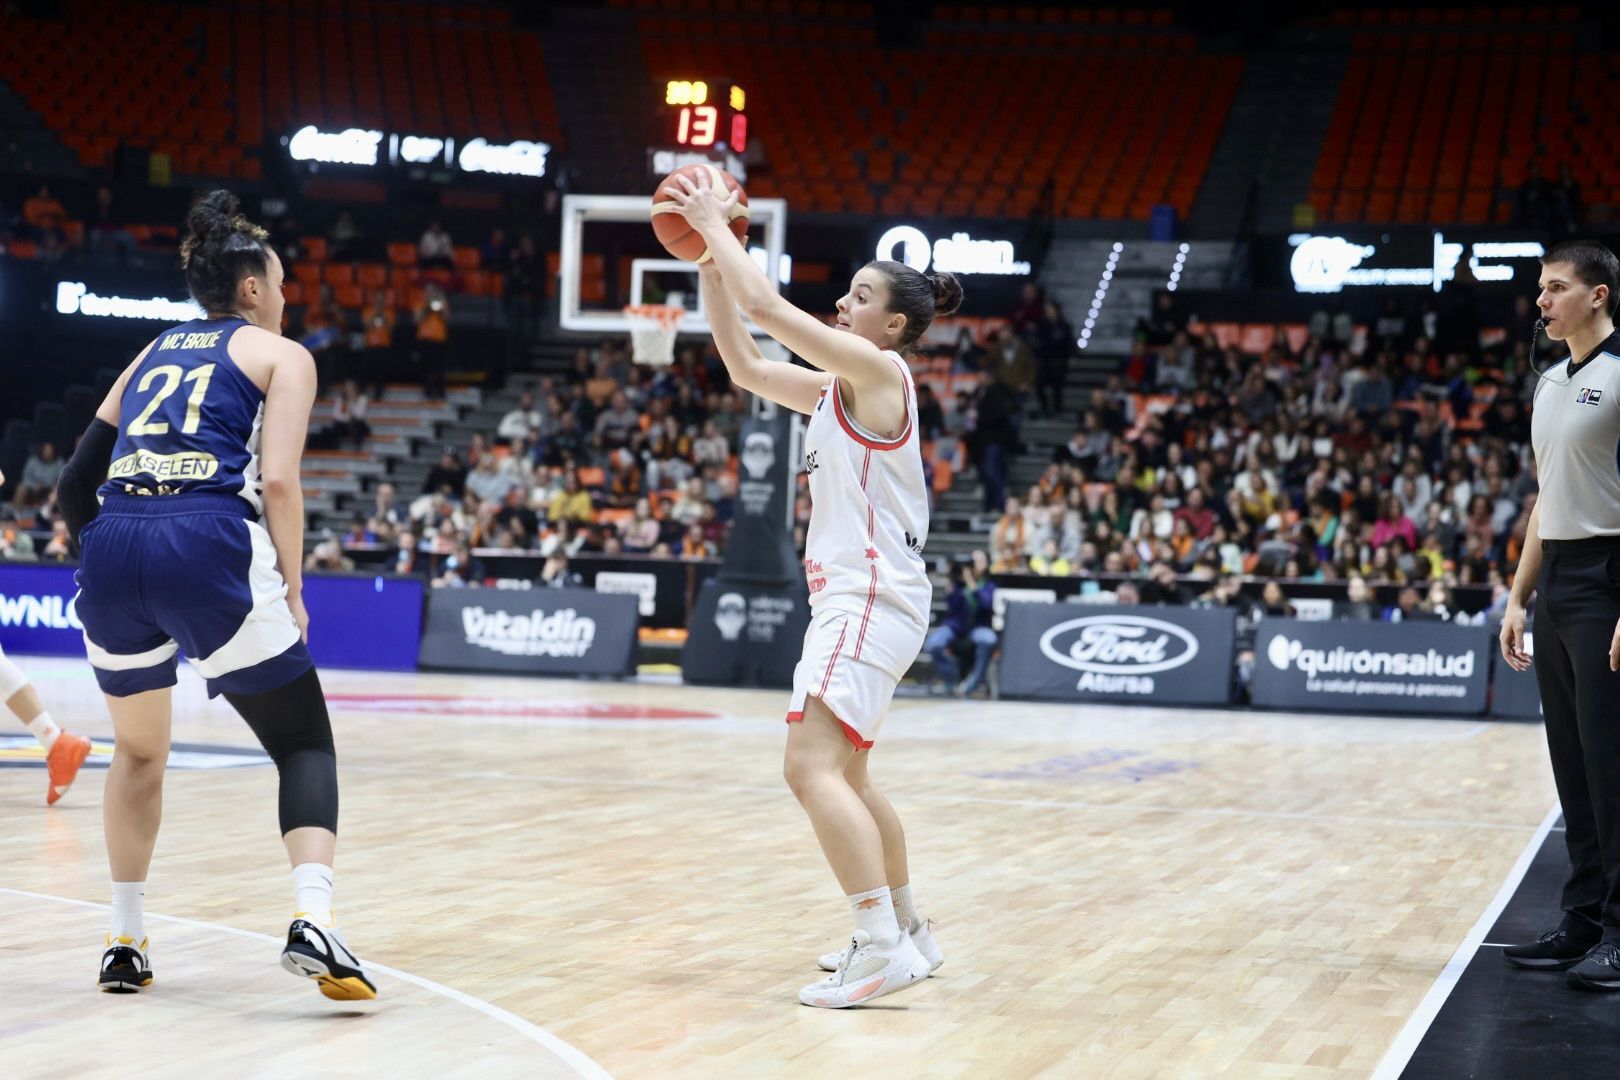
[624,304,684,366]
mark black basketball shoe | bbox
[98,935,153,992]
[280,917,378,1001]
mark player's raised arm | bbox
[661,170,911,393]
[699,264,826,415]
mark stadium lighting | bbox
[1079,246,1122,350]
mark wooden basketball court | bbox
[0,656,1556,1077]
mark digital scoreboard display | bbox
[663,80,746,152]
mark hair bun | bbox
[182,189,269,268]
[928,271,964,317]
[186,189,240,240]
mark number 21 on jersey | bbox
[128,364,216,436]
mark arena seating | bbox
[0,0,562,180]
[1308,8,1590,224]
[627,2,1242,221]
[283,239,504,313]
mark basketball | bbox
[650,163,749,263]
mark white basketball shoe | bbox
[799,929,932,1008]
[819,917,943,974]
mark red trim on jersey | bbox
[831,373,912,451]
[853,447,879,660]
[853,565,880,660]
[818,622,849,697]
[784,704,874,750]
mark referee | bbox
[1500,239,1620,990]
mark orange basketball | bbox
[651,163,750,263]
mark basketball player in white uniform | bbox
[0,473,92,805]
[661,170,959,1008]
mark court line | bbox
[1369,801,1561,1080]
[0,885,613,1080]
[344,764,1545,834]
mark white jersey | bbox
[801,351,932,644]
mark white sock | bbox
[26,711,60,750]
[892,882,921,933]
[292,862,335,925]
[110,881,145,942]
[848,886,901,947]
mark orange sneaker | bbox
[46,732,92,805]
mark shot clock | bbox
[663,79,747,153]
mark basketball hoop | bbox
[624,304,684,366]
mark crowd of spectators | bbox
[964,282,1545,621]
[0,183,141,261]
[280,218,546,398]
[321,339,769,586]
[0,196,1551,631]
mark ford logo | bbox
[1038,615,1199,675]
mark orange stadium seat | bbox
[636,7,1236,221]
[1311,14,1589,224]
[0,0,563,179]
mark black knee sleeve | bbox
[224,668,339,835]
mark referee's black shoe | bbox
[1567,943,1620,991]
[1503,920,1601,970]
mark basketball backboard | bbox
[557,193,788,336]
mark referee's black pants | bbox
[1536,538,1620,942]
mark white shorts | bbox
[786,601,926,750]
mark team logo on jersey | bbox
[741,433,776,479]
[1577,387,1603,405]
[904,530,924,556]
[805,450,820,473]
[714,592,747,641]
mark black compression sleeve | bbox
[56,418,117,543]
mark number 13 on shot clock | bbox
[664,80,747,153]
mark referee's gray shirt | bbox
[1532,329,1620,539]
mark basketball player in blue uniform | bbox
[55,191,375,999]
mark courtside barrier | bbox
[998,602,1238,705]
[0,563,423,671]
[417,585,638,677]
[1251,617,1491,716]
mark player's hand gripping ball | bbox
[651,164,749,263]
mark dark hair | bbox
[865,260,965,349]
[181,189,272,313]
[1541,239,1619,316]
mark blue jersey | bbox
[100,316,265,514]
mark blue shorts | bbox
[74,493,313,698]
